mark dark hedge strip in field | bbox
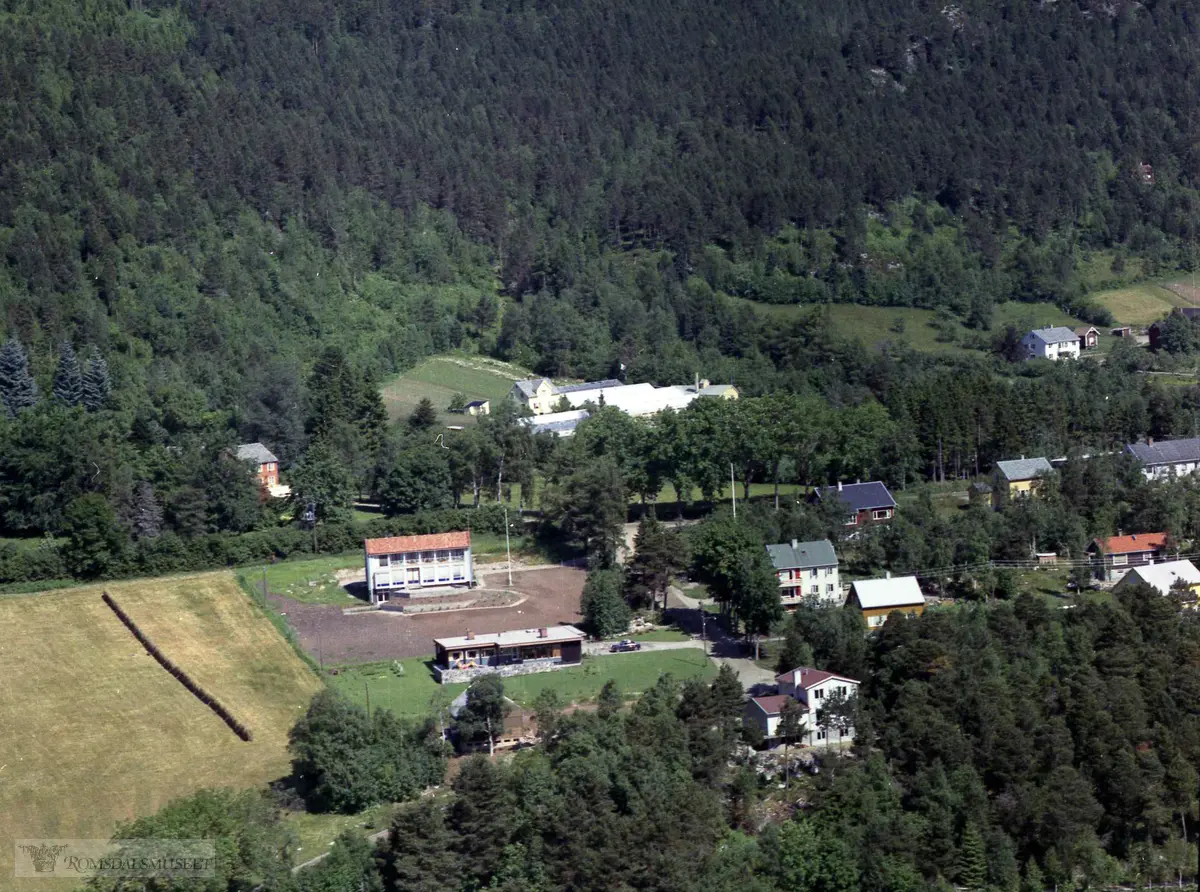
[101,592,253,742]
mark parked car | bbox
[610,639,642,653]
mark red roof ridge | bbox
[1095,532,1168,555]
[365,530,471,555]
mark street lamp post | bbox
[503,506,513,587]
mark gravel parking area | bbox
[269,566,585,665]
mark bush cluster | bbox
[101,592,253,742]
[0,504,513,587]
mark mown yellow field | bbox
[0,572,322,890]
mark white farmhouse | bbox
[363,531,473,603]
[1021,326,1081,361]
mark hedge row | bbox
[101,592,253,742]
[0,504,518,586]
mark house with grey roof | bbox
[1020,326,1082,361]
[765,538,840,607]
[233,442,282,493]
[991,456,1054,509]
[1126,437,1200,480]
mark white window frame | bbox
[378,554,390,568]
[1111,554,1128,567]
[872,508,891,520]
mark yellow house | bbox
[991,456,1054,510]
[846,575,926,629]
[1113,560,1200,605]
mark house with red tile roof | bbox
[1087,532,1169,582]
[364,531,473,603]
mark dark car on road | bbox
[610,639,642,653]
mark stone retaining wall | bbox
[434,658,577,684]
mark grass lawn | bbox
[283,803,395,866]
[330,650,716,718]
[241,552,366,605]
[1091,281,1190,326]
[0,572,322,891]
[381,354,528,425]
[329,658,468,720]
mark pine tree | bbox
[379,803,461,892]
[0,336,38,418]
[52,341,83,406]
[957,823,988,892]
[82,347,111,411]
[408,397,439,432]
[131,481,163,540]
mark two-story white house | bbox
[745,668,860,746]
[765,538,840,608]
[1125,437,1200,480]
[363,531,473,603]
[1021,326,1082,361]
[775,666,860,747]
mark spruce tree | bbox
[52,341,83,406]
[0,336,38,418]
[131,481,163,540]
[82,347,111,411]
[957,823,988,892]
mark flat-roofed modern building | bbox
[433,625,586,683]
[363,531,473,603]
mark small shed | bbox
[464,399,490,416]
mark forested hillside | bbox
[5,0,1200,393]
[5,0,1200,551]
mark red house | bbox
[808,481,897,530]
[1088,532,1169,581]
[1075,326,1099,350]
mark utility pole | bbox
[504,506,513,587]
[365,681,371,721]
[731,462,737,518]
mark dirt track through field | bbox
[270,566,586,664]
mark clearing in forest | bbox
[1092,281,1198,326]
[380,354,529,425]
[0,572,322,891]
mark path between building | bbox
[582,639,704,656]
[666,584,779,693]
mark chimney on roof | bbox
[538,627,548,639]
[791,539,799,550]
[837,480,843,492]
[466,630,474,640]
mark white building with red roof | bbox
[774,666,860,747]
[363,531,473,603]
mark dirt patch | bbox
[270,567,585,664]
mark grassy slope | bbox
[1091,280,1200,326]
[0,573,322,890]
[743,300,1103,355]
[380,355,529,425]
[329,650,715,718]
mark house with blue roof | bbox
[808,481,897,532]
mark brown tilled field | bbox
[270,566,586,664]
